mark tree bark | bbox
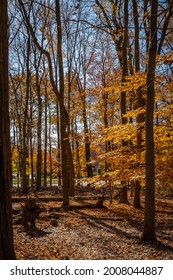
[82,94,93,178]
[56,0,74,204]
[0,0,16,259]
[44,80,48,188]
[48,102,52,188]
[133,0,142,208]
[77,76,93,178]
[35,59,42,191]
[21,37,30,193]
[29,95,34,188]
[133,181,141,208]
[142,0,158,242]
[119,0,129,204]
[56,103,62,186]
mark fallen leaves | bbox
[13,197,173,260]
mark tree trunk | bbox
[56,0,74,204]
[35,65,42,191]
[44,82,48,188]
[0,0,16,259]
[77,80,93,178]
[75,116,81,179]
[56,103,62,186]
[83,98,93,178]
[48,102,52,188]
[119,0,129,204]
[119,185,128,204]
[29,96,34,188]
[133,181,141,208]
[133,0,143,208]
[21,37,30,193]
[142,0,158,242]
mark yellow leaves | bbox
[123,107,145,119]
[154,122,173,190]
[156,51,173,66]
[97,123,137,145]
[104,72,146,94]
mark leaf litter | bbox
[13,197,173,260]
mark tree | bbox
[132,0,143,208]
[0,0,16,259]
[142,0,158,242]
[18,0,75,205]
[119,0,129,204]
[21,36,30,193]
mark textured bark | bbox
[75,117,81,179]
[77,76,93,178]
[35,62,42,191]
[48,103,52,189]
[56,0,74,204]
[21,38,30,193]
[44,84,48,188]
[0,0,16,259]
[29,101,34,187]
[82,95,93,178]
[56,103,61,186]
[142,0,158,242]
[133,0,143,208]
[119,0,129,204]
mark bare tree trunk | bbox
[142,0,158,242]
[10,74,22,189]
[56,0,74,204]
[119,185,128,204]
[133,181,141,208]
[133,0,143,208]
[48,102,52,189]
[77,78,93,178]
[21,37,30,193]
[35,63,42,191]
[29,101,34,188]
[44,81,48,188]
[82,95,93,178]
[75,116,81,179]
[0,0,16,259]
[56,103,61,186]
[119,0,129,204]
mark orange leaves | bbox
[94,123,137,147]
[156,51,173,66]
[104,72,146,94]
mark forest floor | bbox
[12,194,173,260]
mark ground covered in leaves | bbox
[13,196,173,260]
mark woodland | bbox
[0,0,173,260]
